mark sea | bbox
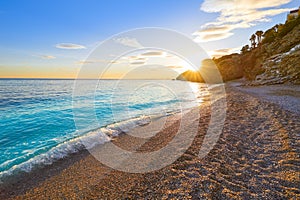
[0,79,209,179]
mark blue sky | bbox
[0,0,298,78]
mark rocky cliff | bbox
[176,70,204,82]
[177,15,300,85]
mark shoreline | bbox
[0,107,190,199]
[1,84,299,199]
[0,111,181,184]
[234,83,300,115]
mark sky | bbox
[0,0,298,79]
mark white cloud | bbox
[194,0,292,42]
[201,0,291,13]
[121,51,171,63]
[125,56,147,61]
[76,59,122,65]
[76,60,95,64]
[194,32,234,42]
[134,57,147,61]
[114,37,143,48]
[55,43,86,49]
[166,65,184,69]
[141,51,166,57]
[36,55,56,59]
[208,46,242,58]
[130,61,146,65]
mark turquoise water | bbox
[0,79,206,178]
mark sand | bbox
[0,85,299,199]
[233,83,300,115]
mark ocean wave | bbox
[0,114,153,181]
[128,99,179,110]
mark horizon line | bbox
[0,78,177,80]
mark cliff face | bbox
[176,59,224,84]
[243,16,300,85]
[252,44,300,85]
[176,70,204,82]
[213,54,243,82]
[177,16,300,85]
[176,55,243,83]
[250,19,300,85]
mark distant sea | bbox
[0,79,208,179]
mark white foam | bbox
[0,115,153,180]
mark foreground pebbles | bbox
[1,86,299,199]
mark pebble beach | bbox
[1,85,299,199]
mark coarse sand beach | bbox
[1,84,299,199]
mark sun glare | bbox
[179,60,198,72]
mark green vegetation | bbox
[262,16,300,44]
[256,30,264,44]
[262,28,276,44]
[177,12,300,84]
[278,16,300,38]
[238,14,300,82]
[240,45,250,54]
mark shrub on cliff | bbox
[278,16,300,38]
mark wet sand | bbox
[1,85,299,199]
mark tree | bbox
[245,45,250,51]
[241,45,250,54]
[250,34,257,49]
[255,30,264,44]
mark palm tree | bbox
[255,30,264,44]
[250,34,257,49]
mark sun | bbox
[179,60,198,72]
